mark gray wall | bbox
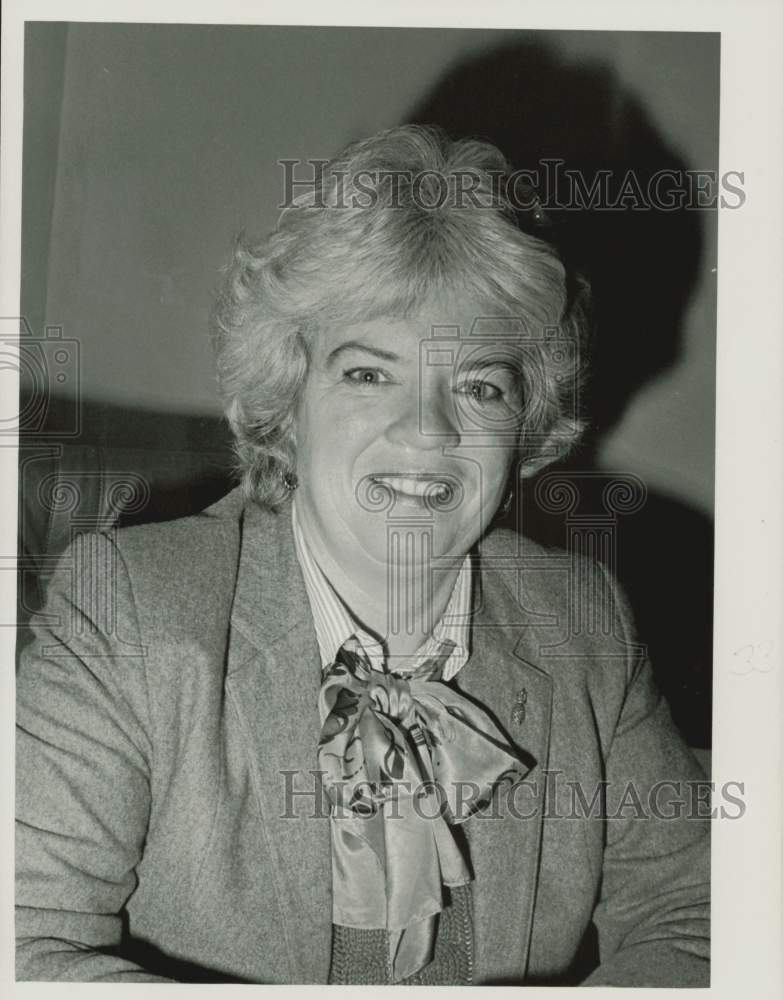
[23,23,718,515]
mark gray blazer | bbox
[16,488,710,984]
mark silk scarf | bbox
[317,635,526,981]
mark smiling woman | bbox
[211,126,588,662]
[212,125,587,510]
[292,302,533,661]
[16,125,710,985]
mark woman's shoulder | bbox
[115,485,246,571]
[479,524,605,605]
[480,524,626,603]
[33,488,251,645]
[479,524,641,688]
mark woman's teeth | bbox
[371,476,452,501]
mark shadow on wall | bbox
[409,40,713,748]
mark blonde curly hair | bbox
[212,125,589,508]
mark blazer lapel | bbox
[457,566,554,984]
[226,499,333,983]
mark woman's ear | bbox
[518,417,586,478]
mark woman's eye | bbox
[457,379,503,402]
[343,367,391,386]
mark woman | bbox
[16,126,709,985]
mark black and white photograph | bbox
[1,1,781,994]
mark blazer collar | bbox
[228,497,314,656]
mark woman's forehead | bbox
[312,295,534,349]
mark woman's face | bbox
[293,294,526,576]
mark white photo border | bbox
[1,2,781,998]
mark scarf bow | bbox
[317,635,526,981]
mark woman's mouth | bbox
[368,474,458,509]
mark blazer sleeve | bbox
[582,564,711,987]
[15,530,173,982]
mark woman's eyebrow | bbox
[325,340,401,366]
[458,356,521,372]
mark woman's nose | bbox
[385,390,461,451]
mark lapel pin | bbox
[511,687,527,727]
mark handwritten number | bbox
[731,640,774,675]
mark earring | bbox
[501,487,514,516]
[281,470,298,492]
